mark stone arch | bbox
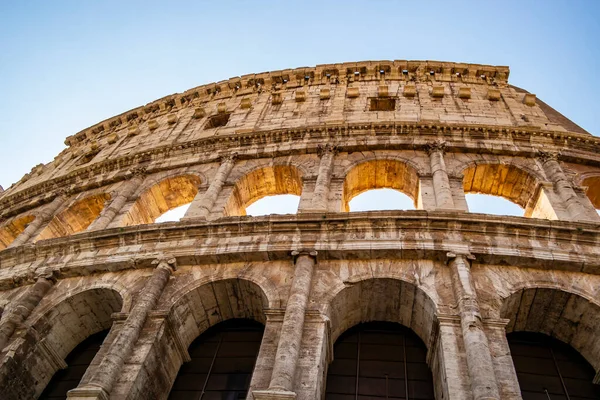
[0,214,35,250]
[501,287,600,376]
[35,193,111,241]
[581,174,600,209]
[0,287,123,400]
[168,278,270,350]
[121,174,202,225]
[341,159,420,212]
[223,165,303,216]
[324,278,440,399]
[325,278,437,348]
[462,162,540,209]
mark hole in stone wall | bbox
[465,194,524,217]
[369,97,396,111]
[203,113,230,129]
[349,188,414,212]
[245,194,300,216]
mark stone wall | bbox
[0,60,599,399]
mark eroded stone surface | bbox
[0,60,599,400]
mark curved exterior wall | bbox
[0,60,599,399]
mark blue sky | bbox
[1,1,599,217]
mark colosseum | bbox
[0,60,599,400]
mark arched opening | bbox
[224,165,303,216]
[326,321,434,399]
[0,288,123,399]
[349,188,415,212]
[0,214,35,249]
[39,330,109,399]
[245,194,300,216]
[501,287,600,398]
[122,174,201,225]
[462,163,543,218]
[35,193,111,241]
[508,332,600,399]
[168,319,264,400]
[582,175,600,214]
[342,160,419,212]
[465,194,524,217]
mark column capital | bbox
[34,266,58,283]
[425,140,447,155]
[128,166,148,178]
[291,250,318,263]
[446,251,475,264]
[536,149,561,163]
[55,188,74,198]
[317,143,338,157]
[218,152,238,163]
[151,256,177,271]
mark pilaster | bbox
[183,153,237,220]
[68,257,176,400]
[253,250,317,400]
[447,252,500,400]
[425,141,455,210]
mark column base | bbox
[252,389,297,399]
[66,386,110,400]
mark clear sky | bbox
[1,1,599,217]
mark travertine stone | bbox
[447,253,500,400]
[426,141,455,209]
[255,251,317,397]
[8,193,67,248]
[87,170,146,231]
[68,258,175,399]
[183,154,236,219]
[0,272,55,351]
[458,87,471,99]
[1,60,599,400]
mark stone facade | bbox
[0,60,599,399]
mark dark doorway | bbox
[508,332,600,399]
[168,318,264,400]
[325,321,435,399]
[39,329,109,399]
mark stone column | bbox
[183,153,237,219]
[484,319,522,400]
[253,250,317,400]
[0,269,56,351]
[537,151,598,222]
[302,144,337,213]
[447,252,500,400]
[87,168,146,231]
[8,192,68,248]
[67,257,176,400]
[425,141,455,210]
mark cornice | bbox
[0,211,598,290]
[2,121,600,218]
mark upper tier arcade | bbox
[0,59,599,255]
